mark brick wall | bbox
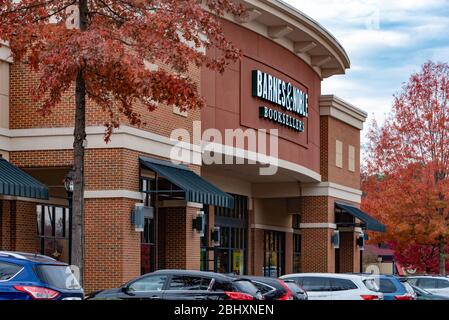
[301,228,335,273]
[0,200,37,253]
[0,200,11,250]
[300,196,334,223]
[159,206,201,270]
[300,196,335,273]
[321,116,361,189]
[339,232,361,273]
[14,201,37,252]
[252,228,264,276]
[9,62,201,140]
[84,198,140,293]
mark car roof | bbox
[281,273,370,280]
[407,275,449,279]
[151,269,235,281]
[239,276,282,285]
[0,251,65,264]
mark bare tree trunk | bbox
[72,0,88,286]
[439,240,446,275]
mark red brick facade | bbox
[158,206,201,270]
[0,4,368,292]
[0,200,37,253]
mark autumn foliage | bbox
[0,0,245,283]
[362,61,449,274]
[0,0,244,139]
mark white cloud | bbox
[284,0,449,132]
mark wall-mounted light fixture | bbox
[356,232,365,250]
[131,203,154,232]
[332,230,340,249]
[211,226,221,247]
[192,211,205,237]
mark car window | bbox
[128,275,167,292]
[34,265,81,289]
[253,281,275,294]
[436,279,449,288]
[379,279,397,293]
[287,277,303,287]
[363,279,380,292]
[212,280,234,292]
[331,278,358,291]
[300,277,332,292]
[232,280,259,295]
[0,262,22,281]
[168,276,211,291]
[285,282,304,294]
[418,278,437,289]
[407,278,418,285]
[402,282,415,295]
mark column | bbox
[300,196,336,273]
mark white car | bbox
[407,276,449,298]
[280,273,383,300]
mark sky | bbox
[284,0,449,140]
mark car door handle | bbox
[150,295,161,300]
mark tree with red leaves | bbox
[363,61,449,275]
[0,0,244,284]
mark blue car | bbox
[376,275,415,300]
[0,251,84,300]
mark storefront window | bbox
[36,205,70,263]
[263,230,285,277]
[207,194,248,275]
[293,234,301,273]
[140,177,156,275]
[292,215,301,273]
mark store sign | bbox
[252,70,308,133]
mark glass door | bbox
[141,217,156,274]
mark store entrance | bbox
[141,216,156,274]
[201,194,248,275]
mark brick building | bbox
[0,1,384,292]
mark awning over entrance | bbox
[0,158,49,200]
[139,156,234,208]
[335,202,386,232]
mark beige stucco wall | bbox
[254,198,292,228]
[0,61,9,129]
[201,170,252,197]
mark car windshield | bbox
[233,280,259,295]
[34,265,81,290]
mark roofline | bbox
[268,0,350,68]
[320,95,368,130]
[232,0,351,78]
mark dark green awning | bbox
[336,202,386,232]
[140,156,234,208]
[0,158,49,200]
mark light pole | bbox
[64,169,75,265]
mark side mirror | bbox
[121,285,131,295]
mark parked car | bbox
[279,273,383,300]
[238,276,296,300]
[0,251,83,300]
[410,284,449,300]
[283,280,308,300]
[87,270,263,300]
[373,275,415,300]
[407,276,449,298]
